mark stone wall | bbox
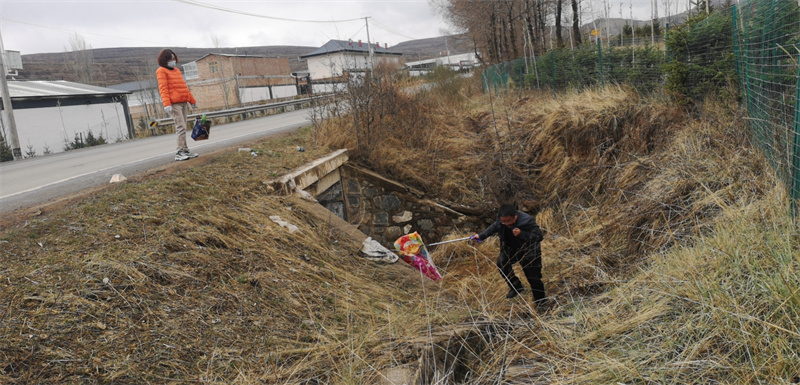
[319,164,483,246]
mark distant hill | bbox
[392,34,473,61]
[15,46,317,87]
[588,0,732,36]
[14,35,473,87]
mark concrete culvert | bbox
[415,322,512,384]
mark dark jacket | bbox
[478,211,543,258]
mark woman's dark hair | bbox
[157,49,177,68]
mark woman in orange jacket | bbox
[156,49,199,161]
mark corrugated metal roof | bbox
[184,53,284,66]
[7,80,131,99]
[300,39,402,59]
[107,79,159,92]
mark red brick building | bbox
[182,54,295,110]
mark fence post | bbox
[597,38,604,88]
[551,50,556,97]
[792,60,800,217]
[731,6,743,94]
[665,23,671,63]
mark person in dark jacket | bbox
[471,204,546,304]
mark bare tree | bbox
[434,0,565,63]
[555,0,564,47]
[524,0,538,54]
[67,33,93,84]
[571,0,582,46]
[661,0,671,27]
[211,35,233,109]
[131,60,162,123]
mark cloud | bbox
[1,0,449,54]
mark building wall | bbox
[187,55,293,110]
[187,77,239,110]
[307,53,402,80]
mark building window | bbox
[182,62,198,80]
[209,61,219,74]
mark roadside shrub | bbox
[64,129,107,151]
[0,141,13,162]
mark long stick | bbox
[427,237,472,247]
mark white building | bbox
[300,40,403,80]
[1,80,133,156]
[404,52,480,76]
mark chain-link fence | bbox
[483,36,668,95]
[483,0,800,215]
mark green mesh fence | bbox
[482,37,668,94]
[483,0,800,215]
[734,0,800,213]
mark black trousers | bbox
[497,249,546,301]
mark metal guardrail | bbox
[149,94,334,127]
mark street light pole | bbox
[0,29,21,160]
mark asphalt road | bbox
[0,109,311,216]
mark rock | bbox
[379,366,414,385]
[374,194,401,210]
[417,219,434,231]
[109,174,127,183]
[392,211,413,223]
[373,212,389,226]
[269,215,300,234]
[385,226,402,241]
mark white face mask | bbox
[167,61,177,68]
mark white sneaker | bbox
[175,152,190,161]
[180,150,198,158]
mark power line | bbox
[370,19,421,41]
[170,0,364,23]
[172,0,423,45]
[0,16,164,47]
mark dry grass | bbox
[1,76,796,384]
[315,75,795,383]
[0,129,439,384]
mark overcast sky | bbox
[1,0,685,55]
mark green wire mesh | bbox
[482,0,800,215]
[735,0,800,213]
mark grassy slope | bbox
[317,72,799,383]
[0,132,436,384]
[1,76,798,384]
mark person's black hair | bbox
[498,204,517,217]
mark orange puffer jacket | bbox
[156,66,197,107]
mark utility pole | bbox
[444,36,451,67]
[364,17,374,71]
[0,29,21,160]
